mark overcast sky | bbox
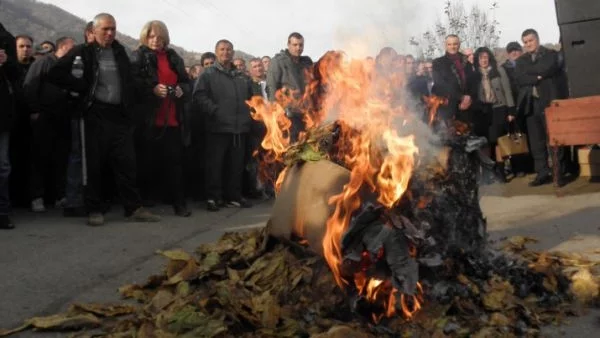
[40,0,560,58]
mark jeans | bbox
[65,118,84,208]
[0,132,11,215]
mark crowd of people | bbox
[0,12,572,230]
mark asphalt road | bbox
[1,182,599,337]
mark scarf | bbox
[447,53,466,88]
[480,66,496,104]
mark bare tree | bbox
[410,0,501,58]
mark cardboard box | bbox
[579,164,600,177]
[578,147,600,164]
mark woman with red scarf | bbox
[132,20,191,217]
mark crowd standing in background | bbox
[0,12,574,230]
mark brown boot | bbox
[126,207,161,222]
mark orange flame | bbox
[248,51,427,320]
[424,95,448,126]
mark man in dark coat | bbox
[23,36,76,213]
[266,32,313,143]
[515,29,566,186]
[194,39,254,212]
[47,13,160,226]
[431,34,476,124]
[0,22,18,229]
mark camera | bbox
[166,85,177,98]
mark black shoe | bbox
[0,215,14,230]
[529,173,552,187]
[174,205,192,217]
[206,199,220,212]
[226,198,253,208]
[63,206,88,218]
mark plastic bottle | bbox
[71,56,84,97]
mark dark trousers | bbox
[85,103,141,214]
[150,127,186,207]
[29,114,69,201]
[183,112,206,200]
[134,124,153,202]
[526,99,563,176]
[205,132,246,202]
[243,122,264,197]
[9,113,31,207]
[65,118,84,208]
[0,132,10,215]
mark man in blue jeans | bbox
[0,22,17,229]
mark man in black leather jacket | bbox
[48,13,160,226]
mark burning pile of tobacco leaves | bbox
[2,124,600,337]
[2,228,598,337]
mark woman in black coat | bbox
[131,20,191,216]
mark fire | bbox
[354,272,424,322]
[248,50,425,321]
[424,95,448,126]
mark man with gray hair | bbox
[48,13,160,226]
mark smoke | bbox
[331,0,426,58]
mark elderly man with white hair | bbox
[48,13,161,226]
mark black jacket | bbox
[193,62,254,134]
[0,22,17,132]
[407,75,430,102]
[47,40,136,119]
[130,45,191,145]
[431,53,476,119]
[515,46,564,117]
[266,49,313,101]
[23,54,70,116]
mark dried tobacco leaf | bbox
[164,259,200,286]
[568,268,600,303]
[69,303,137,317]
[488,312,510,326]
[176,281,191,297]
[0,313,101,336]
[457,274,480,295]
[502,236,538,252]
[157,249,194,261]
[482,276,515,311]
[118,284,148,302]
[148,289,175,313]
[251,291,282,329]
[166,305,227,336]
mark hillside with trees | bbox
[0,0,254,65]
